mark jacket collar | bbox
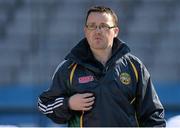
[65,38,130,71]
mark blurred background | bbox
[0,0,180,127]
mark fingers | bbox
[83,106,93,111]
[82,93,94,98]
[82,96,95,103]
[69,93,95,111]
[84,100,94,107]
[82,100,94,111]
[82,95,95,111]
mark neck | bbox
[91,48,112,66]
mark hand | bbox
[68,93,95,111]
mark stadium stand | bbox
[0,0,179,126]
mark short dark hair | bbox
[85,6,118,27]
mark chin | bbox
[91,45,107,50]
[89,40,106,49]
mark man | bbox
[38,6,166,127]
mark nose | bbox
[95,26,101,32]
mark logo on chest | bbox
[78,75,94,84]
[120,72,131,85]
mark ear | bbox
[114,27,119,37]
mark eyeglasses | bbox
[86,23,116,31]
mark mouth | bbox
[94,37,102,40]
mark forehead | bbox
[86,12,114,24]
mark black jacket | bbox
[38,38,166,127]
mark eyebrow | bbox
[86,22,109,25]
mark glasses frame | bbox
[85,24,116,31]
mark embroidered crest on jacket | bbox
[120,72,131,85]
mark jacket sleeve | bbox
[37,61,72,124]
[133,59,166,127]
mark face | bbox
[84,12,119,51]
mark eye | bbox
[100,24,109,28]
[86,24,97,30]
[100,24,109,29]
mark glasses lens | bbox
[100,24,109,30]
[86,24,116,30]
[86,24,96,30]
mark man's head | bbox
[85,6,119,27]
[84,6,119,51]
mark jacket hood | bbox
[65,38,130,67]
